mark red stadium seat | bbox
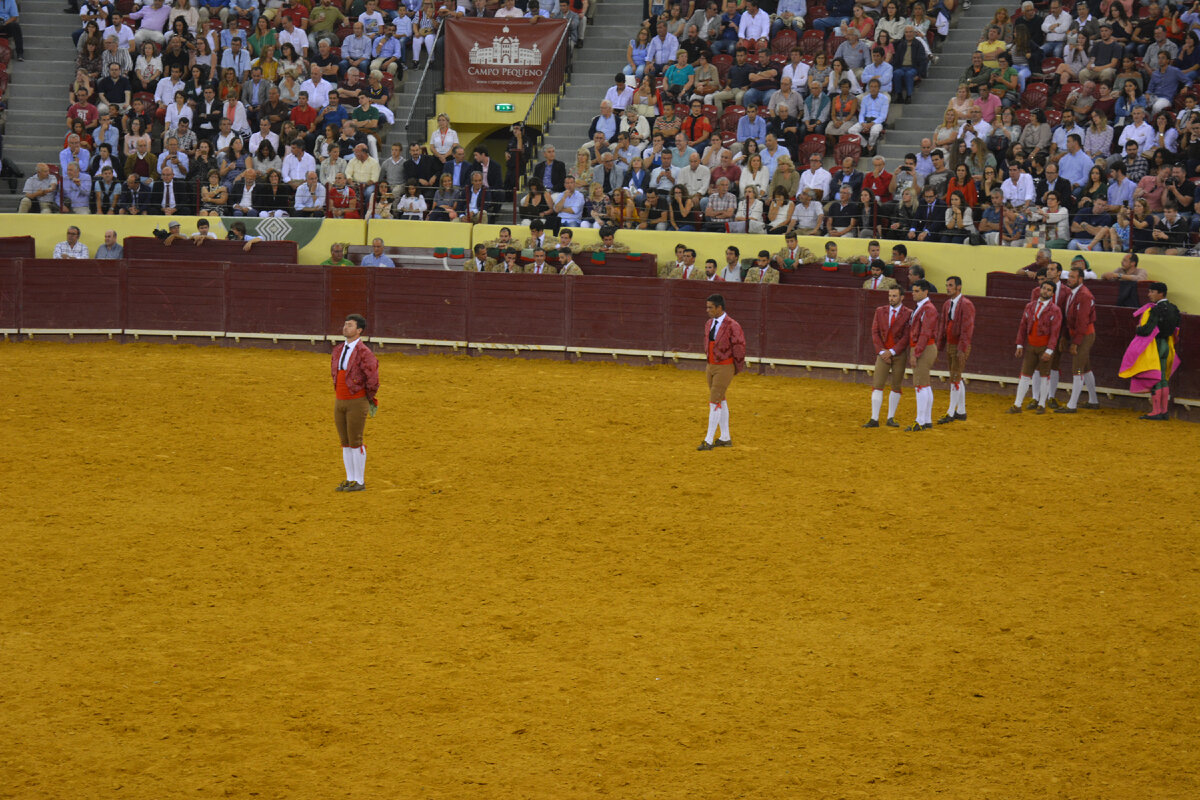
[834,135,862,164]
[1015,108,1032,126]
[799,29,825,57]
[1045,108,1062,127]
[771,29,797,55]
[1040,56,1063,72]
[712,53,733,83]
[797,134,826,163]
[1020,84,1049,109]
[825,35,845,61]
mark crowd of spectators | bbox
[505,0,959,234]
[910,0,1200,254]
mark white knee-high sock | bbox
[957,382,967,414]
[1084,371,1098,403]
[1067,374,1084,409]
[871,389,883,421]
[352,445,366,484]
[944,383,955,415]
[1015,375,1031,406]
[921,387,934,424]
[1031,373,1043,404]
[342,447,354,482]
[888,391,901,420]
[1047,369,1060,401]
[718,402,730,441]
[705,403,719,443]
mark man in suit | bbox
[911,185,946,242]
[862,259,900,291]
[743,250,779,284]
[557,249,584,276]
[230,168,260,217]
[523,219,551,251]
[441,146,472,188]
[698,293,746,451]
[936,275,976,424]
[906,279,939,431]
[596,226,630,253]
[669,248,705,279]
[195,86,223,141]
[774,232,813,270]
[469,145,504,215]
[1055,264,1100,414]
[462,171,490,224]
[864,285,912,428]
[591,152,628,197]
[463,243,497,273]
[525,246,558,275]
[403,142,438,198]
[531,145,566,193]
[154,166,191,216]
[1010,281,1064,414]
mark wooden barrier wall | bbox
[1,259,1196,402]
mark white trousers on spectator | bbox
[259,210,289,217]
[134,29,166,49]
[412,33,436,62]
[847,121,883,148]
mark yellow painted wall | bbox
[295,219,369,263]
[367,219,474,251]
[432,93,535,155]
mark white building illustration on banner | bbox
[468,26,541,65]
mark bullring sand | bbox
[1,342,1197,799]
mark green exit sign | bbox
[494,103,515,112]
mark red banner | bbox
[444,18,568,93]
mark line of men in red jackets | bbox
[863,264,1098,430]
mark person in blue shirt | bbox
[735,103,767,151]
[1146,51,1187,117]
[850,79,890,151]
[1057,134,1093,194]
[360,238,396,267]
[0,0,24,61]
[812,0,854,33]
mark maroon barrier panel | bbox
[328,266,372,334]
[579,253,658,279]
[372,270,469,342]
[0,258,20,330]
[226,263,326,335]
[122,236,299,264]
[568,277,667,352]
[782,265,911,291]
[0,237,36,260]
[125,260,226,332]
[21,259,125,330]
[986,271,1147,307]
[469,273,567,347]
[5,264,1198,402]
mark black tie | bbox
[709,322,716,342]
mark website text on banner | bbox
[444,19,568,93]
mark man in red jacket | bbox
[1010,282,1064,414]
[863,286,911,428]
[698,294,746,451]
[937,275,975,424]
[1056,264,1100,413]
[906,279,939,432]
[331,314,380,491]
[1027,261,1069,407]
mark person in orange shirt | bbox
[698,294,746,451]
[331,314,380,491]
[1010,282,1064,414]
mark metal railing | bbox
[510,26,573,223]
[396,25,446,149]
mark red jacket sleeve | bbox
[1016,305,1029,347]
[1047,306,1063,349]
[360,347,380,401]
[910,305,936,357]
[958,298,975,352]
[871,307,886,353]
[730,319,747,373]
[330,344,341,385]
[935,303,949,351]
[1070,291,1094,345]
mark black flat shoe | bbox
[344,481,366,491]
[936,414,954,424]
[1007,405,1022,414]
[1084,402,1100,409]
[697,441,715,451]
[953,413,967,421]
[885,418,899,427]
[335,480,351,492]
[862,419,879,428]
[904,423,923,432]
[1054,407,1077,414]
[714,439,733,447]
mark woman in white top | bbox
[826,58,862,96]
[164,91,193,136]
[1034,191,1070,248]
[942,190,976,244]
[429,113,458,163]
[124,117,152,157]
[134,41,163,93]
[168,0,199,35]
[876,1,909,42]
[395,181,429,220]
[738,153,770,198]
[732,185,766,234]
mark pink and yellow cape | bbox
[1119,303,1180,394]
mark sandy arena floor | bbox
[1,341,1198,799]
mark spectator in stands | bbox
[1068,197,1115,250]
[911,184,946,242]
[977,188,1005,245]
[850,79,889,153]
[360,238,396,268]
[59,134,91,178]
[156,166,190,216]
[742,49,780,110]
[772,0,806,37]
[53,226,89,260]
[129,0,169,49]
[93,230,123,260]
[623,28,651,79]
[825,183,861,238]
[1102,252,1149,282]
[94,165,123,214]
[61,163,93,215]
[813,0,854,33]
[293,171,327,217]
[253,169,293,217]
[862,48,894,98]
[1080,23,1121,84]
[589,100,619,145]
[308,0,346,51]
[228,167,259,217]
[1002,161,1036,211]
[117,173,150,215]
